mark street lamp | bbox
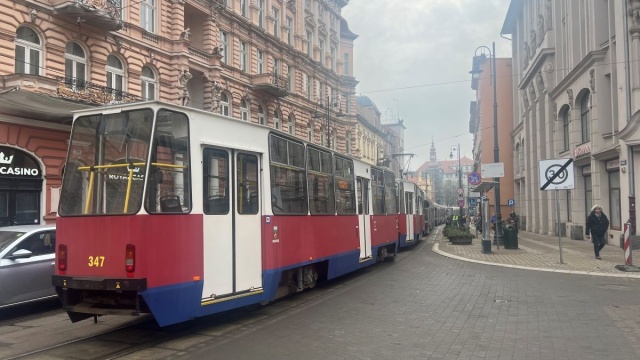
[450,144,463,218]
[313,96,342,148]
[470,42,501,245]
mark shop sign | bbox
[0,146,40,178]
[574,142,591,157]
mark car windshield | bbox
[0,231,25,252]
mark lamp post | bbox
[450,144,463,218]
[470,42,501,245]
[313,96,341,148]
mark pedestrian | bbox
[490,213,496,230]
[585,204,610,260]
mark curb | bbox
[432,243,640,279]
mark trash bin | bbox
[503,225,518,249]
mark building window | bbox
[305,74,311,99]
[580,92,591,143]
[566,191,572,222]
[220,31,228,64]
[15,26,41,75]
[306,30,313,57]
[141,66,156,100]
[106,55,125,100]
[319,39,324,65]
[239,41,247,72]
[141,0,156,32]
[584,174,592,217]
[562,107,570,150]
[220,92,230,116]
[240,99,249,121]
[286,65,293,92]
[609,170,621,230]
[272,7,280,38]
[64,42,86,89]
[274,111,280,130]
[273,58,280,76]
[241,0,248,17]
[288,113,295,135]
[344,93,350,113]
[344,53,349,76]
[258,0,265,28]
[307,122,313,142]
[257,50,264,74]
[258,105,265,125]
[286,16,293,45]
[346,130,351,155]
[330,46,335,71]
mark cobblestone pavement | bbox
[175,228,640,360]
[434,226,640,278]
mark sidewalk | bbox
[431,225,640,279]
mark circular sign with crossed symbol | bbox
[545,164,568,185]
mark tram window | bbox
[203,149,229,215]
[237,153,259,215]
[145,110,191,214]
[384,172,396,214]
[307,148,335,215]
[334,157,355,215]
[371,168,384,215]
[269,135,307,215]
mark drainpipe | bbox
[624,0,636,234]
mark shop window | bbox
[609,170,621,230]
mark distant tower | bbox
[429,137,437,161]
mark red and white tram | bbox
[397,180,425,248]
[53,101,404,326]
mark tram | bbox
[397,180,425,248]
[53,101,407,327]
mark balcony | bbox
[52,0,123,32]
[250,72,289,97]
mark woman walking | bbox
[585,205,610,260]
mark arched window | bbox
[288,113,295,135]
[106,55,125,100]
[65,42,87,89]
[580,92,590,143]
[561,106,570,150]
[257,105,265,125]
[220,92,230,116]
[240,99,249,121]
[15,26,41,75]
[345,130,351,155]
[274,111,280,130]
[141,66,156,100]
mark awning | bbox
[0,87,92,123]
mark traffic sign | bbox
[457,199,465,207]
[481,163,505,178]
[468,172,481,185]
[507,199,515,206]
[457,187,464,195]
[539,159,575,190]
[469,198,477,207]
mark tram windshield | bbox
[59,108,192,216]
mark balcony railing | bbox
[250,72,289,97]
[55,76,140,105]
[52,0,123,31]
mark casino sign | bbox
[0,146,41,178]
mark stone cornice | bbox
[517,47,554,90]
[548,49,607,99]
[618,109,640,141]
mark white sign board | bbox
[481,163,505,178]
[469,191,481,198]
[539,159,575,190]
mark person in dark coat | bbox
[585,204,610,260]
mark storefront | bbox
[0,146,42,226]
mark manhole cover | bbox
[494,299,509,303]
[596,284,631,290]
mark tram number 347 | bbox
[88,256,106,267]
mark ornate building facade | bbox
[501,0,639,241]
[0,0,358,226]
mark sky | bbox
[342,0,512,171]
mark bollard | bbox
[624,222,633,266]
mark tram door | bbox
[405,191,414,242]
[202,148,262,299]
[357,177,372,260]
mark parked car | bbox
[0,225,57,308]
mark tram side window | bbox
[371,168,385,215]
[145,110,191,214]
[307,148,335,215]
[269,135,307,215]
[237,153,259,215]
[335,157,355,214]
[203,148,229,214]
[384,172,396,214]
